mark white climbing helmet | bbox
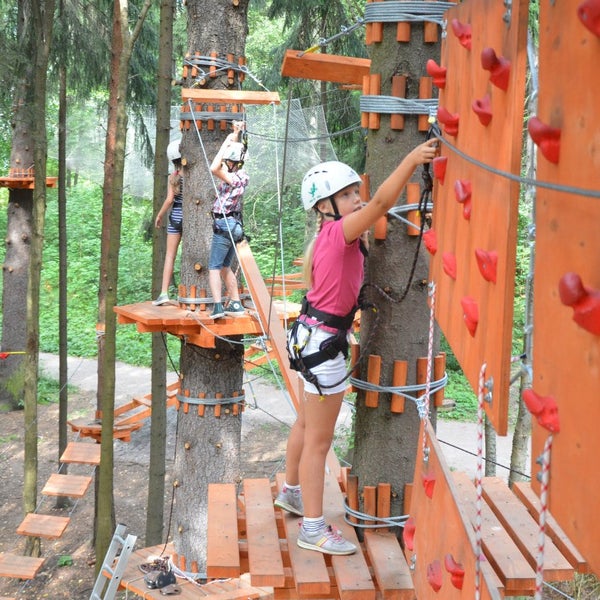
[167,139,181,162]
[300,161,362,211]
[224,142,247,163]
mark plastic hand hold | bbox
[522,389,560,433]
[481,48,511,91]
[461,296,479,337]
[451,18,472,49]
[558,272,600,335]
[475,248,498,283]
[0,353,8,360]
[454,179,472,220]
[423,228,438,255]
[426,59,447,88]
[402,516,416,551]
[442,252,457,280]
[432,156,448,184]
[422,471,436,499]
[528,116,561,164]
[427,560,443,592]
[578,0,600,37]
[437,106,460,137]
[444,554,465,590]
[472,93,493,126]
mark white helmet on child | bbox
[301,161,362,211]
[224,142,247,163]
[167,140,181,161]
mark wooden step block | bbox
[512,481,589,574]
[243,478,286,587]
[482,477,574,582]
[275,473,330,596]
[363,531,415,599]
[41,473,93,498]
[17,513,70,539]
[453,471,536,595]
[67,418,142,442]
[60,441,101,465]
[207,483,241,578]
[0,553,45,579]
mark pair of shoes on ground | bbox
[211,300,245,319]
[274,487,356,555]
[152,292,171,306]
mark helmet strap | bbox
[316,197,342,221]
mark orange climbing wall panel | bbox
[405,421,503,599]
[429,0,529,435]
[529,0,600,577]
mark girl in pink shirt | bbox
[276,140,438,555]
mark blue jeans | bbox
[208,218,243,269]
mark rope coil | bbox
[364,1,456,25]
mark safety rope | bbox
[534,435,553,599]
[363,1,456,25]
[360,95,438,116]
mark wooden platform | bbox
[41,473,93,498]
[59,441,101,465]
[0,176,57,189]
[0,554,45,580]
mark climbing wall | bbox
[428,0,529,435]
[529,0,600,577]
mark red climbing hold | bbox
[453,179,472,220]
[558,272,600,335]
[442,252,457,281]
[444,554,465,590]
[432,156,448,184]
[403,516,416,551]
[423,228,438,255]
[426,59,447,89]
[451,18,472,49]
[472,93,493,126]
[427,559,443,592]
[0,352,9,360]
[523,389,560,433]
[461,296,479,337]
[437,106,459,137]
[475,248,498,284]
[481,47,511,91]
[528,116,561,164]
[578,0,600,37]
[422,471,436,499]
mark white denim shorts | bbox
[288,322,349,396]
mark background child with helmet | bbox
[208,120,249,319]
[275,138,438,555]
[153,139,183,306]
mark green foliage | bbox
[37,375,76,405]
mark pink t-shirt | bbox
[306,219,364,323]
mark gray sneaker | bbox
[225,300,245,317]
[152,293,170,306]
[297,523,357,555]
[274,486,304,516]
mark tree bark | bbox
[352,17,440,519]
[173,0,249,572]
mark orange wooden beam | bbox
[181,88,280,105]
[281,49,371,85]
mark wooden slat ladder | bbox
[60,441,101,465]
[0,553,45,580]
[41,473,92,499]
[16,514,70,539]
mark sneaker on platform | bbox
[211,302,225,319]
[152,293,170,306]
[274,486,304,516]
[225,300,245,317]
[297,523,357,555]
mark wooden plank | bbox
[281,49,371,85]
[59,441,101,465]
[238,241,300,410]
[0,176,57,189]
[16,513,70,539]
[452,471,536,595]
[243,478,286,587]
[512,482,589,574]
[363,531,415,599]
[207,483,241,578]
[182,88,281,105]
[482,477,574,582]
[0,553,45,580]
[41,473,92,498]
[275,473,331,595]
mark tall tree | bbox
[351,17,441,517]
[95,0,152,568]
[146,0,177,546]
[171,0,249,569]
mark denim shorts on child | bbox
[208,218,243,270]
[288,322,349,396]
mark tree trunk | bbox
[146,0,176,547]
[173,0,249,572]
[352,17,440,518]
